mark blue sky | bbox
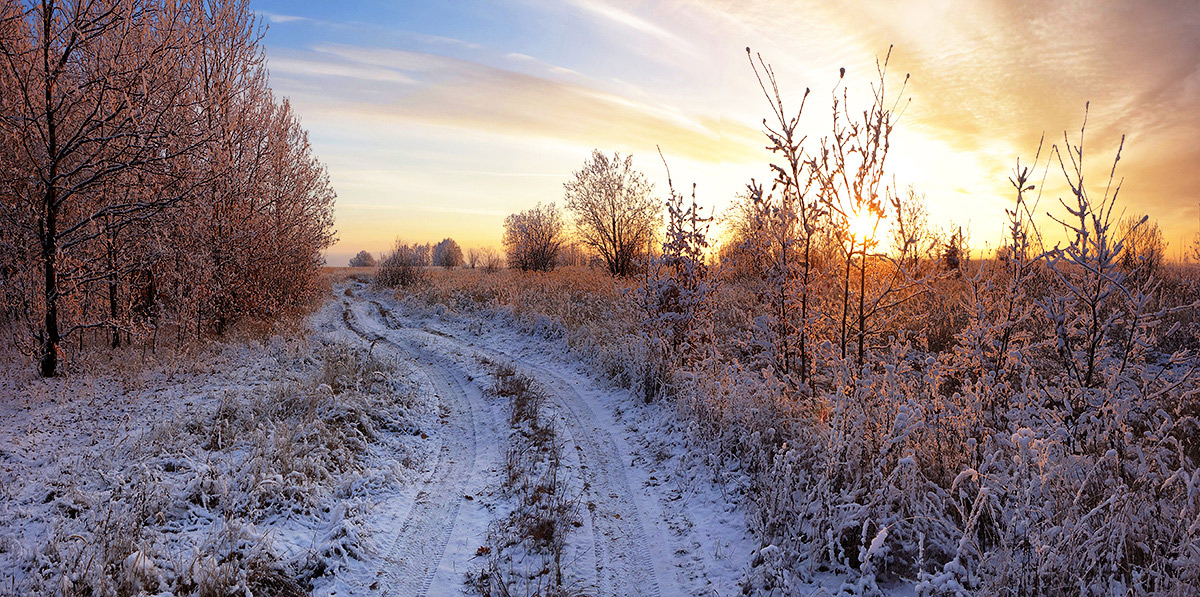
[248,1,1200,265]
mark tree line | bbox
[0,0,337,377]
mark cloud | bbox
[570,0,687,47]
[267,52,417,85]
[270,44,764,165]
[256,11,316,25]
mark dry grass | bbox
[468,364,582,597]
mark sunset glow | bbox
[245,1,1200,265]
[847,208,882,246]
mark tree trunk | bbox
[40,186,59,377]
[108,224,121,348]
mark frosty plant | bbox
[638,148,714,401]
[808,46,911,369]
[1039,105,1154,397]
[945,138,1048,434]
[746,48,820,387]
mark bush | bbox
[348,250,376,267]
[376,241,427,288]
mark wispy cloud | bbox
[270,43,762,165]
[256,10,316,24]
[570,0,685,47]
[267,53,416,85]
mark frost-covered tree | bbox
[0,0,217,375]
[503,203,564,272]
[564,150,660,277]
[0,0,336,375]
[349,251,376,267]
[433,238,463,269]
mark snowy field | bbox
[6,261,1197,596]
[0,279,774,596]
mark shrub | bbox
[348,250,376,267]
[503,203,565,272]
[376,241,427,288]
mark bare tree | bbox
[503,203,565,272]
[889,186,939,268]
[479,247,503,273]
[746,48,823,385]
[808,47,910,367]
[564,150,660,277]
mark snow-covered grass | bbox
[468,363,584,597]
[0,314,428,596]
[390,256,1200,595]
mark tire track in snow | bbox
[367,301,667,597]
[339,298,480,597]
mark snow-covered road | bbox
[331,282,752,596]
[338,298,491,596]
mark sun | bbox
[847,209,880,243]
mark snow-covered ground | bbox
[334,279,759,595]
[0,292,450,595]
[0,280,775,595]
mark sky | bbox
[246,0,1200,266]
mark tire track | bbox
[367,301,666,597]
[339,298,480,597]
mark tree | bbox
[349,250,376,267]
[503,203,565,272]
[942,227,967,272]
[433,238,463,269]
[0,0,336,375]
[639,154,714,400]
[889,186,939,268]
[564,150,661,277]
[0,0,216,376]
[479,247,503,273]
[745,48,824,384]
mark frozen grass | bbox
[468,364,584,597]
[0,325,423,596]
[393,259,1200,595]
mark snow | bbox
[1,279,781,595]
[337,281,761,595]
